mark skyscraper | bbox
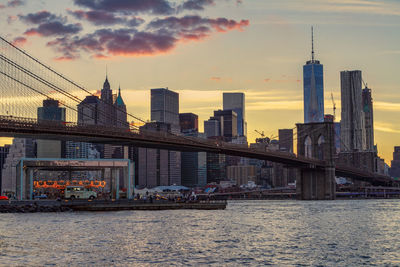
[179,113,198,132]
[223,93,246,137]
[303,27,324,123]
[204,119,220,138]
[99,76,115,126]
[37,99,66,122]
[362,86,374,151]
[78,95,101,126]
[212,110,238,142]
[37,99,66,158]
[114,86,129,129]
[138,88,181,186]
[390,147,400,178]
[278,129,293,153]
[138,122,172,187]
[340,70,366,151]
[151,88,179,132]
[181,131,207,188]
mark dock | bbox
[0,199,227,213]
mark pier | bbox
[0,200,227,213]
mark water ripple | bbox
[0,199,400,266]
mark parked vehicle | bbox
[0,196,9,201]
[64,186,97,200]
[34,194,48,199]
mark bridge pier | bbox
[296,166,336,200]
[296,122,336,200]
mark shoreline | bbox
[0,199,227,213]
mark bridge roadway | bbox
[0,115,395,185]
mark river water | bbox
[0,200,399,266]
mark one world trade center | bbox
[303,27,324,123]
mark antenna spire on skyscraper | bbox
[311,26,314,62]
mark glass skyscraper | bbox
[223,92,246,137]
[303,27,324,123]
[151,88,179,130]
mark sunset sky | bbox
[1,0,399,164]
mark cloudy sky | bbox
[1,0,399,163]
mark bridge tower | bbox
[296,121,336,200]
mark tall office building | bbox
[212,110,238,142]
[389,147,400,178]
[139,88,181,186]
[181,131,207,187]
[37,99,66,158]
[207,152,226,184]
[179,113,206,187]
[303,27,324,123]
[362,86,375,151]
[37,99,66,122]
[278,129,294,153]
[151,88,180,132]
[78,95,101,126]
[204,119,220,138]
[204,110,237,182]
[179,113,198,132]
[340,70,366,151]
[99,76,115,126]
[138,122,181,187]
[138,122,170,187]
[223,93,246,137]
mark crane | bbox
[254,130,265,138]
[331,93,336,121]
[362,79,368,88]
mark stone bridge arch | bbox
[296,122,336,200]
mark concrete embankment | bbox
[0,200,227,213]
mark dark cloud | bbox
[73,0,175,15]
[68,10,125,25]
[15,0,249,60]
[46,15,249,59]
[7,0,24,7]
[19,11,82,37]
[19,11,64,24]
[47,28,176,60]
[67,9,145,27]
[148,15,249,33]
[25,21,82,37]
[0,0,25,8]
[180,0,215,11]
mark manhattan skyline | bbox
[0,0,399,163]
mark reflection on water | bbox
[1,200,400,266]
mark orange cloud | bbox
[211,77,222,82]
[12,37,27,46]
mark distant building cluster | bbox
[301,28,391,178]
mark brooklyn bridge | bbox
[0,36,396,200]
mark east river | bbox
[1,200,399,266]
